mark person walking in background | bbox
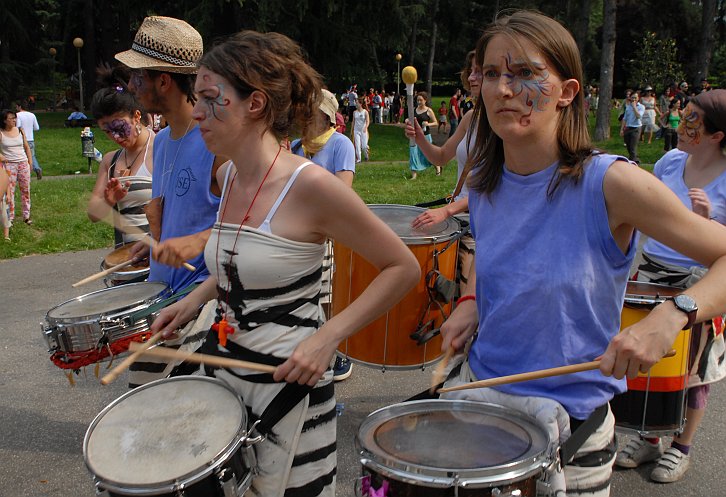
[663,99,682,152]
[0,110,33,226]
[408,91,439,180]
[391,92,401,124]
[615,90,726,483]
[15,102,42,180]
[352,98,370,163]
[86,65,155,248]
[589,86,599,117]
[620,90,645,163]
[371,89,382,124]
[346,85,358,123]
[438,100,448,134]
[449,88,462,137]
[640,86,660,144]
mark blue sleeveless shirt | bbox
[149,126,220,292]
[468,153,636,419]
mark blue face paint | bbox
[502,54,553,126]
[202,84,231,122]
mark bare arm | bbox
[406,111,473,166]
[441,256,478,352]
[150,277,219,337]
[411,197,469,229]
[600,160,726,378]
[87,152,120,222]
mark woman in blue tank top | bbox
[439,11,726,496]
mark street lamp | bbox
[395,53,402,96]
[73,37,84,111]
[49,48,57,110]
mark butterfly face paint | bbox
[678,104,703,145]
[501,53,554,126]
[102,119,133,141]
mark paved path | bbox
[0,249,723,496]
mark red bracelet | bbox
[456,294,476,305]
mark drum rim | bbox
[356,399,550,487]
[368,204,462,245]
[625,280,680,305]
[84,376,250,494]
[45,282,169,322]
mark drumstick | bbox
[430,347,455,394]
[72,259,136,287]
[87,203,196,272]
[100,331,165,385]
[402,66,418,146]
[437,349,677,394]
[128,341,278,373]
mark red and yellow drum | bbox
[332,205,461,370]
[610,281,691,435]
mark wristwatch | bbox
[666,294,698,330]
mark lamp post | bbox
[395,53,402,96]
[73,37,84,111]
[49,48,57,110]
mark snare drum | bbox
[610,281,691,435]
[102,243,149,287]
[84,376,256,496]
[356,400,549,496]
[333,204,461,369]
[42,282,171,370]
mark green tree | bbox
[626,31,684,90]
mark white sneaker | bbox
[651,447,690,483]
[615,438,663,468]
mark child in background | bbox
[438,100,448,134]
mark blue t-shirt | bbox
[468,153,636,419]
[643,149,726,268]
[291,132,356,176]
[149,125,220,292]
[623,102,645,128]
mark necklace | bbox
[212,145,283,346]
[119,131,150,177]
[159,119,194,199]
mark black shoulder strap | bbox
[559,402,608,467]
[108,149,123,177]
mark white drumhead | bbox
[85,377,245,486]
[48,282,168,319]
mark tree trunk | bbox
[571,0,591,61]
[425,0,439,99]
[594,0,616,142]
[81,0,95,110]
[407,16,418,67]
[695,0,717,83]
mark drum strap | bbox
[415,196,451,208]
[559,402,609,469]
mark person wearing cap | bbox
[290,88,356,381]
[640,86,660,144]
[615,89,726,483]
[115,16,226,387]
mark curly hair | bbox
[199,31,323,152]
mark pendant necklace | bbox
[212,145,283,346]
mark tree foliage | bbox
[625,32,685,90]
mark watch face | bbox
[674,294,697,312]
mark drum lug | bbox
[93,482,110,497]
[217,468,238,497]
[98,316,127,328]
[491,489,522,497]
[243,419,267,447]
[41,323,59,352]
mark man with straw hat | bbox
[115,16,226,387]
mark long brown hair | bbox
[467,11,593,197]
[199,31,323,152]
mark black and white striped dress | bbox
[202,162,336,497]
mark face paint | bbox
[130,70,145,92]
[678,106,703,145]
[201,83,231,121]
[502,53,553,126]
[103,119,132,140]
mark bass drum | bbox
[333,204,461,369]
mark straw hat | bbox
[319,89,339,125]
[115,16,202,74]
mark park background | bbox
[1,0,724,259]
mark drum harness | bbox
[409,225,470,348]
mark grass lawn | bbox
[2,108,667,259]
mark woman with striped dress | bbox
[150,31,419,497]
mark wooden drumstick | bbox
[437,350,677,394]
[100,331,166,385]
[87,204,196,272]
[127,341,278,373]
[72,259,136,287]
[430,347,455,394]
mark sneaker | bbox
[615,438,663,468]
[333,356,353,381]
[651,447,690,483]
